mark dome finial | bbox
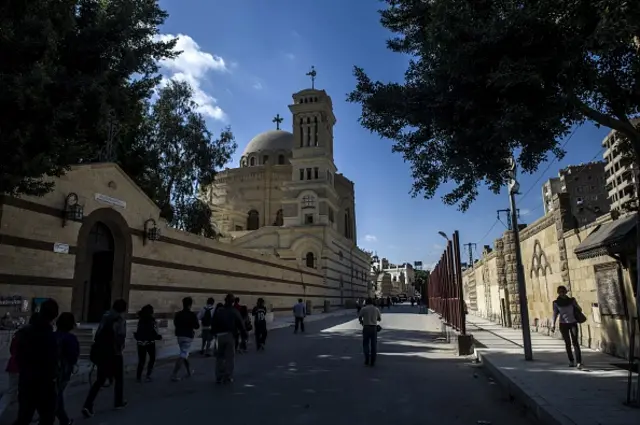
[306,66,317,89]
[272,114,283,130]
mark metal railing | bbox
[427,230,466,335]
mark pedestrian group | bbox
[2,293,318,424]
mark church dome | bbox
[242,130,294,156]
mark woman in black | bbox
[134,305,162,382]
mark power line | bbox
[518,128,578,202]
[477,219,499,245]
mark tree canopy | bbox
[348,0,640,210]
[136,80,236,238]
[0,0,177,196]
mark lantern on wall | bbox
[143,218,161,245]
[62,193,84,227]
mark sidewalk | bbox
[468,314,640,425]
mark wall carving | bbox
[529,239,553,278]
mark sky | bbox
[157,0,612,269]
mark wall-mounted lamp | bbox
[62,193,84,227]
[143,219,161,245]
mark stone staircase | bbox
[74,326,96,360]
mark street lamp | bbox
[507,157,534,361]
[438,231,450,241]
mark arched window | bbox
[344,208,353,239]
[314,116,318,146]
[306,252,315,268]
[299,118,304,147]
[247,210,259,230]
[306,117,311,146]
[278,154,285,165]
[273,209,283,226]
[250,157,255,166]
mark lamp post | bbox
[507,157,533,361]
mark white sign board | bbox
[95,193,126,209]
[53,243,69,254]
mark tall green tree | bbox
[0,0,177,197]
[348,0,640,211]
[141,80,236,237]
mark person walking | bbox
[170,297,199,382]
[211,294,247,384]
[551,285,585,369]
[13,299,60,425]
[55,312,80,425]
[82,299,128,418]
[197,298,216,356]
[134,305,162,382]
[358,297,382,367]
[239,305,251,352]
[293,299,306,334]
[252,298,268,351]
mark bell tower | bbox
[281,66,341,228]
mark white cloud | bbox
[364,235,377,242]
[520,208,531,216]
[432,243,443,251]
[156,34,228,121]
[285,53,296,61]
[252,81,263,90]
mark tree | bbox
[0,0,177,197]
[139,80,236,237]
[348,0,640,211]
[414,269,429,293]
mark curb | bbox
[473,348,576,425]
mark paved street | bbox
[4,306,537,425]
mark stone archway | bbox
[72,208,132,322]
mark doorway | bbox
[86,222,115,323]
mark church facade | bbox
[203,84,371,302]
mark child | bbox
[55,312,80,425]
[252,298,268,351]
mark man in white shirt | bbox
[358,297,382,366]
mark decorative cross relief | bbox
[529,239,553,278]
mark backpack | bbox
[201,307,213,327]
[89,319,115,365]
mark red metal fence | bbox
[427,230,466,335]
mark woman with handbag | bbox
[134,304,162,382]
[551,285,586,369]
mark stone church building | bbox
[204,85,370,299]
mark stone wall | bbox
[462,193,639,359]
[0,164,345,325]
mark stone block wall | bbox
[462,192,639,359]
[0,164,344,327]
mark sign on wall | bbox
[594,263,625,317]
[95,193,127,209]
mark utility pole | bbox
[507,157,533,361]
[497,208,520,230]
[464,242,477,267]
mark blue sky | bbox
[157,0,612,268]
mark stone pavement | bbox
[0,308,355,417]
[468,314,640,425]
[2,305,539,425]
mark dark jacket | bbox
[56,331,79,383]
[174,309,199,339]
[15,318,59,384]
[135,316,161,343]
[212,305,247,338]
[95,309,127,356]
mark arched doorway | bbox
[72,208,132,323]
[86,222,115,322]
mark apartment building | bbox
[541,162,609,225]
[603,123,639,211]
